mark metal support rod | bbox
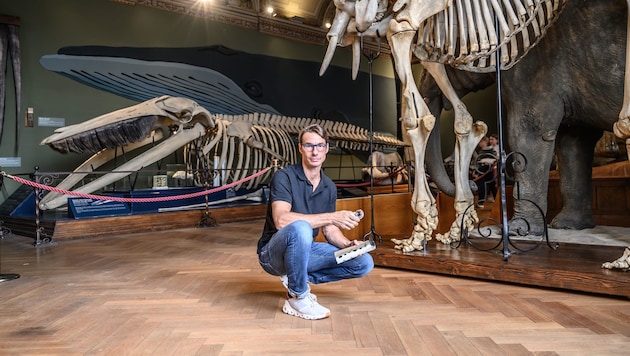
[360,34,383,246]
[494,15,512,260]
[455,14,555,258]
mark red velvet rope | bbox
[3,164,406,203]
[3,167,272,203]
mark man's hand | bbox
[330,210,361,230]
[345,239,363,248]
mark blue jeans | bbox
[258,220,374,299]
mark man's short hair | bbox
[299,124,328,143]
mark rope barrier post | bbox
[0,167,20,283]
[198,181,218,228]
[31,166,55,247]
[198,165,218,228]
[33,166,42,246]
[388,162,395,193]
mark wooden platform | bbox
[2,191,628,299]
[371,237,630,299]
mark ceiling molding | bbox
[109,0,389,54]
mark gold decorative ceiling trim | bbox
[258,17,326,45]
[110,0,324,43]
[109,0,389,54]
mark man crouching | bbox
[257,124,374,320]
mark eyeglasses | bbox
[301,142,328,152]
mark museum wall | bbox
[0,0,497,204]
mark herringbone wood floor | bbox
[0,219,629,355]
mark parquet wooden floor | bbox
[0,219,629,355]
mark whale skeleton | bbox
[38,95,408,210]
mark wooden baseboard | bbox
[3,193,416,242]
[3,204,268,241]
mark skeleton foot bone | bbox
[602,247,630,271]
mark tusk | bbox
[320,34,339,77]
[351,38,361,80]
[320,10,352,76]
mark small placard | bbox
[0,157,21,168]
[152,175,168,189]
[38,116,66,127]
[68,198,131,219]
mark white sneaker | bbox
[280,275,317,301]
[282,294,331,320]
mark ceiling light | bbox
[325,22,331,29]
[266,6,274,14]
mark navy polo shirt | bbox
[257,164,336,254]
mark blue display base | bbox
[6,186,268,220]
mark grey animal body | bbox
[422,0,626,234]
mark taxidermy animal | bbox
[422,0,628,236]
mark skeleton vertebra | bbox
[39,95,407,210]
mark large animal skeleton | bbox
[39,95,407,210]
[322,0,630,252]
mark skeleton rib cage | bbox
[186,112,409,190]
[416,0,567,72]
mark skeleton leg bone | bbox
[436,121,487,244]
[421,62,488,244]
[388,25,439,253]
[391,105,436,252]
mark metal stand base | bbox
[0,273,20,282]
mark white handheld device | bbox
[334,239,376,264]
